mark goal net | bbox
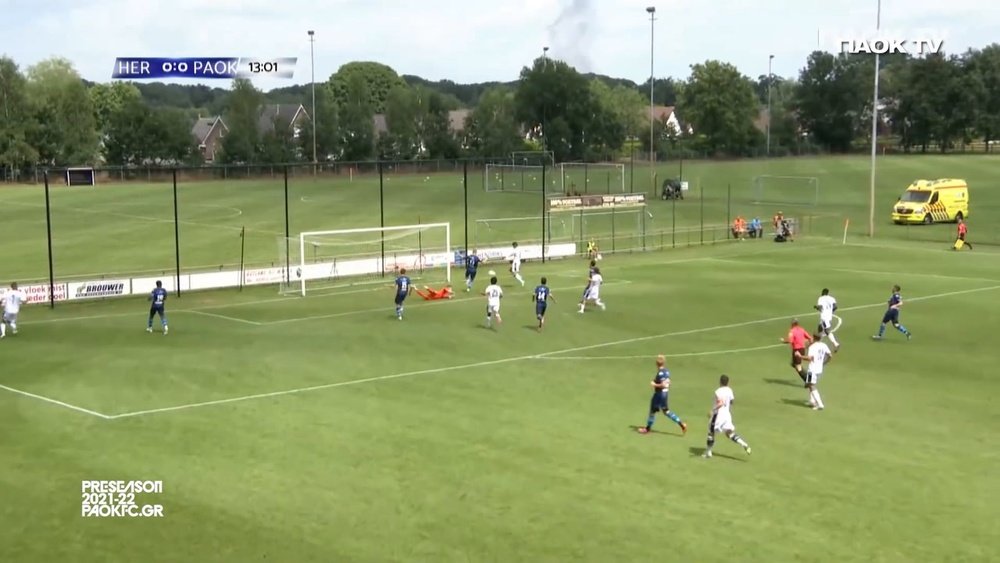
[65,167,95,186]
[560,163,626,194]
[510,150,555,166]
[278,223,453,296]
[751,175,819,206]
[475,208,648,253]
[484,164,557,192]
[473,216,572,247]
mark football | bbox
[488,270,496,276]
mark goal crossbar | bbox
[287,222,452,296]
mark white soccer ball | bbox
[595,254,603,261]
[488,270,496,277]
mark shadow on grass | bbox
[763,378,804,388]
[627,425,684,437]
[779,398,813,409]
[522,324,541,332]
[688,446,746,462]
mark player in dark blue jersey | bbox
[465,250,483,292]
[394,268,413,320]
[638,355,687,434]
[146,280,169,335]
[873,284,911,340]
[578,259,597,305]
[532,277,555,331]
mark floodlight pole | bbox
[542,46,549,154]
[868,0,881,237]
[308,30,317,168]
[647,6,656,192]
[766,54,774,156]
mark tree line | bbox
[1,45,998,173]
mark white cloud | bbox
[1,0,996,89]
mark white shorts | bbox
[510,261,521,273]
[818,318,832,333]
[3,311,17,323]
[487,303,501,315]
[710,412,735,433]
[805,371,822,385]
[586,289,600,301]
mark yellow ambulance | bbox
[891,179,969,224]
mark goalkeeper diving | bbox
[415,285,454,300]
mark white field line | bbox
[104,288,997,420]
[707,258,1000,283]
[0,384,111,419]
[846,241,1000,257]
[184,310,262,326]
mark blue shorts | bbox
[649,392,668,412]
[149,305,165,317]
[394,293,407,306]
[466,269,477,281]
[536,303,547,317]
[881,309,899,324]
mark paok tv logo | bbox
[839,38,944,55]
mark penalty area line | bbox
[0,384,111,419]
[102,286,1000,421]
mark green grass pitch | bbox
[0,155,998,562]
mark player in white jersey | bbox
[577,267,606,313]
[803,335,832,410]
[508,242,525,286]
[1,282,28,338]
[482,275,504,328]
[704,374,751,458]
[814,288,840,350]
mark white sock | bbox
[596,299,605,309]
[515,273,524,285]
[0,323,5,337]
[828,333,840,347]
[10,322,16,332]
[807,390,816,406]
[811,389,824,409]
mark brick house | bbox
[191,116,228,163]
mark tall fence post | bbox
[283,165,291,286]
[173,168,181,296]
[378,160,386,274]
[699,179,705,245]
[541,159,547,263]
[671,194,676,249]
[463,160,469,257]
[726,183,732,240]
[239,226,246,292]
[43,171,55,309]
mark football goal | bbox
[751,175,819,207]
[559,163,626,194]
[484,164,558,192]
[510,150,555,166]
[473,216,573,247]
[278,223,453,296]
[65,167,96,186]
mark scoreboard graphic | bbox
[111,57,296,79]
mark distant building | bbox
[258,104,310,139]
[191,116,228,163]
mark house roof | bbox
[191,116,227,143]
[373,114,389,135]
[448,109,472,133]
[753,108,769,132]
[645,105,675,122]
[258,104,309,134]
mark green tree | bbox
[338,72,376,161]
[678,60,759,155]
[329,62,406,114]
[795,52,872,152]
[638,77,679,106]
[464,87,523,157]
[423,91,459,159]
[297,83,340,161]
[890,53,975,152]
[381,85,420,159]
[966,44,1000,151]
[25,57,99,165]
[89,82,141,138]
[0,57,38,175]
[220,78,263,163]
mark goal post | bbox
[510,150,555,166]
[65,167,96,186]
[751,175,820,206]
[559,162,626,194]
[279,222,452,296]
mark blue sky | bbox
[1,0,997,90]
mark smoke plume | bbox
[546,0,596,72]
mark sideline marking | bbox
[185,310,262,326]
[104,289,995,420]
[708,257,1000,283]
[0,384,111,419]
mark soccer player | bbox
[508,242,525,286]
[394,268,413,320]
[465,250,483,291]
[873,284,911,340]
[415,285,453,300]
[1,282,28,338]
[578,267,606,313]
[781,319,812,382]
[803,334,832,410]
[577,259,597,307]
[814,288,840,351]
[955,219,972,250]
[637,354,688,435]
[483,275,503,327]
[532,277,555,331]
[146,280,169,334]
[704,374,751,458]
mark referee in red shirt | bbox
[956,219,972,250]
[781,319,813,383]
